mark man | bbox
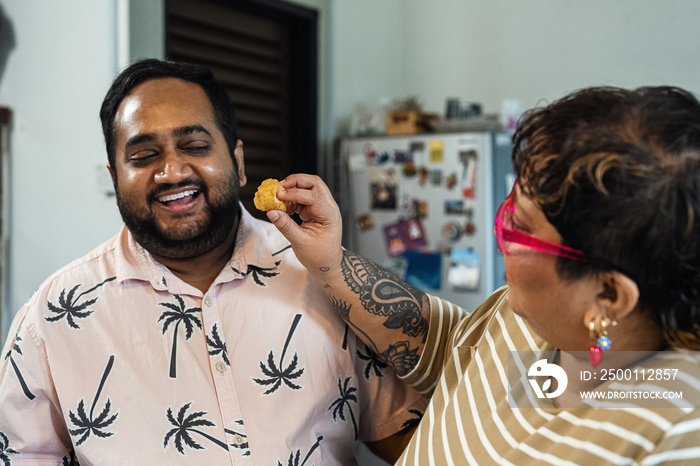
[0,59,425,465]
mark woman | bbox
[268,86,700,464]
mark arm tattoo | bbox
[329,295,420,376]
[340,250,428,341]
[377,341,420,376]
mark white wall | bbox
[330,0,407,135]
[0,0,124,339]
[339,0,700,120]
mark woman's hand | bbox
[266,174,344,279]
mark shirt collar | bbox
[114,226,170,292]
[219,204,280,283]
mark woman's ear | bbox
[596,271,640,321]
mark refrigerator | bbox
[337,132,514,313]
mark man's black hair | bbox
[100,58,239,173]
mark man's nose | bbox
[154,151,194,184]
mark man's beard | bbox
[116,176,240,260]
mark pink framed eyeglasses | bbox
[494,188,588,261]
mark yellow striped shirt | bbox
[397,287,700,465]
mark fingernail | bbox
[268,210,280,221]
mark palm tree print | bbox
[342,324,349,351]
[68,355,119,446]
[328,376,358,440]
[163,402,228,455]
[401,408,423,431]
[231,262,281,286]
[45,277,116,329]
[253,314,305,395]
[0,431,19,466]
[158,294,202,378]
[277,435,324,466]
[62,449,79,466]
[206,324,229,366]
[357,344,388,379]
[272,245,292,257]
[4,334,35,400]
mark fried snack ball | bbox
[253,178,287,212]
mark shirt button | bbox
[204,296,212,307]
[215,361,227,373]
[232,434,244,445]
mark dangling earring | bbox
[588,319,611,368]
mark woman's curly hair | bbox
[512,86,700,349]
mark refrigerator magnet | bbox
[409,141,425,153]
[419,166,429,186]
[383,221,407,256]
[370,168,398,210]
[363,142,376,165]
[403,162,417,177]
[446,172,458,190]
[430,169,443,186]
[464,208,476,235]
[403,250,442,290]
[402,218,427,250]
[412,199,428,218]
[442,222,462,242]
[459,149,479,199]
[394,149,412,164]
[410,141,426,166]
[447,248,480,290]
[356,213,374,231]
[429,140,444,163]
[377,150,391,164]
[445,200,465,215]
[465,222,476,235]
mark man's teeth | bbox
[158,189,198,203]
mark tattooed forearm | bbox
[328,295,421,375]
[340,250,428,341]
